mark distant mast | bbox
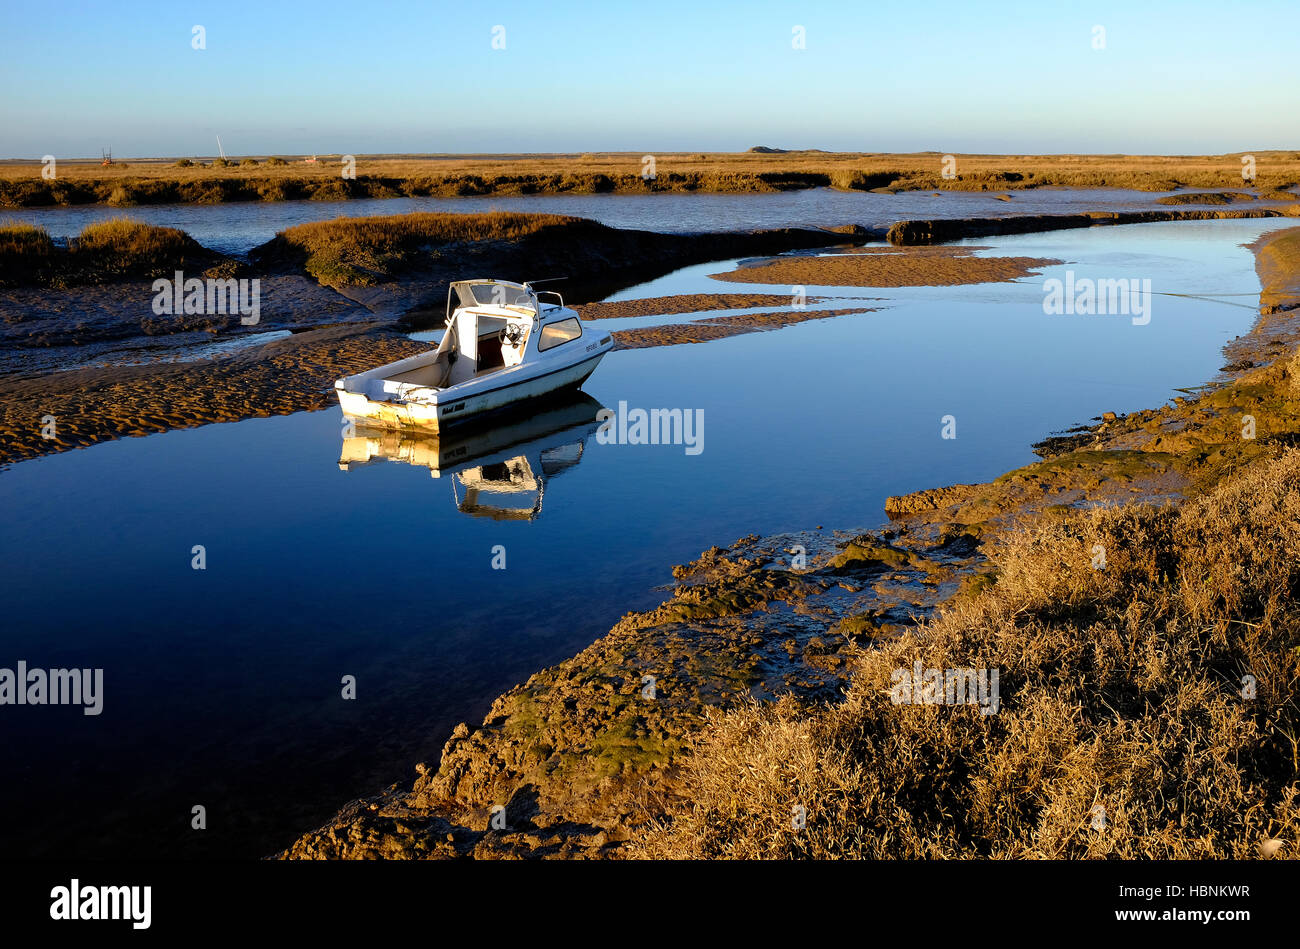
[216,135,227,162]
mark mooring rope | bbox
[1151,291,1260,310]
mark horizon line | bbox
[4,148,1299,164]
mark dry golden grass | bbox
[633,451,1300,859]
[0,216,205,288]
[264,211,595,286]
[0,220,57,288]
[3,151,1298,206]
[75,217,191,256]
[0,219,54,258]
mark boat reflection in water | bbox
[338,394,603,520]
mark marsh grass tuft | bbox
[0,221,56,285]
[264,211,601,286]
[0,217,209,288]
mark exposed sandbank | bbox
[710,245,1060,287]
[610,306,876,349]
[575,293,829,320]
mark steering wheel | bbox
[499,323,525,346]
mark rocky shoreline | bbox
[278,224,1300,861]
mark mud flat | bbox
[0,325,428,464]
[610,306,877,349]
[709,245,1060,287]
[575,293,833,320]
[0,275,372,370]
[1156,190,1299,206]
[282,225,1300,860]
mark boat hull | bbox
[337,350,605,433]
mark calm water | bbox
[3,186,1228,255]
[0,217,1287,858]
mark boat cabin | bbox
[382,280,581,396]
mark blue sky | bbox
[2,0,1296,158]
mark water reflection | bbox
[337,394,602,520]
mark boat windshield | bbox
[451,281,537,313]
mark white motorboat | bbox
[335,279,613,432]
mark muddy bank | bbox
[1156,189,1298,206]
[0,276,374,371]
[279,523,983,859]
[1253,227,1300,314]
[710,245,1060,287]
[886,204,1300,245]
[1214,228,1300,375]
[281,225,1300,860]
[611,306,876,349]
[0,325,428,465]
[636,453,1300,858]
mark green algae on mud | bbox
[279,523,982,859]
